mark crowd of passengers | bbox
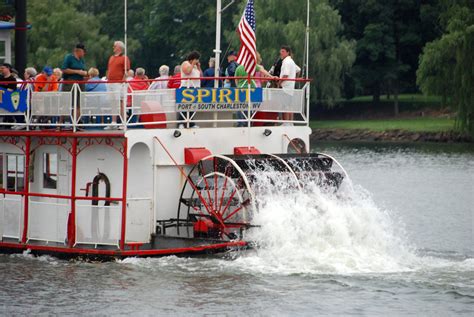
[0,41,301,130]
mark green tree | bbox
[229,0,356,106]
[26,0,112,75]
[417,1,474,135]
[335,0,436,115]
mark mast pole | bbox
[213,0,222,127]
[214,0,222,88]
[306,0,310,80]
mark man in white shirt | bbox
[279,46,301,125]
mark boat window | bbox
[0,153,3,189]
[0,40,5,63]
[43,153,57,189]
[6,154,25,192]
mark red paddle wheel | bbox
[178,155,256,239]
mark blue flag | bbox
[0,87,28,113]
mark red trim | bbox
[0,240,247,257]
[120,138,128,250]
[21,137,31,243]
[68,138,77,247]
[0,77,311,86]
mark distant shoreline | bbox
[310,128,473,143]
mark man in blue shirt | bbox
[201,57,217,88]
[224,51,238,88]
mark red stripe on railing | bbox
[0,76,311,85]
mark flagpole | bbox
[124,0,128,79]
[305,0,310,126]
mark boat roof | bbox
[0,21,32,30]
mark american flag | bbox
[236,0,257,76]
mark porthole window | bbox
[287,138,307,154]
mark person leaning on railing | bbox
[34,66,59,92]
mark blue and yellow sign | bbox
[176,87,262,112]
[0,88,28,113]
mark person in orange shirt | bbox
[34,66,58,92]
[104,40,131,129]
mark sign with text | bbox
[176,87,262,112]
[0,87,28,113]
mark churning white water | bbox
[233,162,455,275]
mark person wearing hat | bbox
[34,66,59,92]
[61,43,87,90]
[0,63,18,90]
[60,43,87,125]
[224,50,239,88]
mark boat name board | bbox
[175,88,262,112]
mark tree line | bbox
[1,0,472,135]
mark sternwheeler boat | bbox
[0,1,346,261]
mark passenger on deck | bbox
[20,67,37,91]
[128,68,149,91]
[278,45,301,126]
[61,43,87,125]
[53,68,63,91]
[34,66,59,92]
[201,57,217,88]
[224,51,238,88]
[61,43,87,91]
[234,52,275,127]
[178,51,202,129]
[167,65,181,89]
[85,68,107,92]
[126,69,134,81]
[0,63,17,90]
[106,40,131,129]
[0,63,20,129]
[180,51,202,89]
[149,65,169,90]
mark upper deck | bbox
[0,78,310,133]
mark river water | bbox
[1,142,473,316]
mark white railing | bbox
[2,82,310,131]
[75,203,121,247]
[0,196,23,240]
[27,200,69,244]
